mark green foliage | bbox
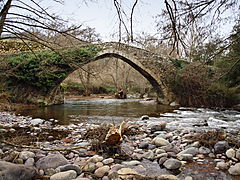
[4,45,100,92]
[206,83,239,107]
[165,62,239,108]
[215,24,240,88]
[169,58,189,69]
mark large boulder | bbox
[0,161,36,180]
[36,153,69,170]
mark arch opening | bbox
[93,52,165,99]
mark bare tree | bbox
[0,0,95,50]
[113,0,139,42]
[156,0,240,58]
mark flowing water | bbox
[18,99,176,124]
[18,99,240,132]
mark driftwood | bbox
[105,121,127,146]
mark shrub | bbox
[165,62,239,107]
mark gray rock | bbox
[155,153,168,159]
[102,158,114,165]
[122,160,141,166]
[216,162,228,170]
[45,168,56,176]
[155,149,166,154]
[25,158,35,166]
[158,174,179,180]
[163,159,182,170]
[117,168,138,175]
[56,164,82,175]
[120,143,134,156]
[110,164,125,172]
[236,149,240,160]
[139,159,169,179]
[139,142,149,149]
[199,146,210,154]
[50,170,77,180]
[94,165,110,178]
[158,157,168,165]
[148,144,156,150]
[0,160,36,180]
[228,163,240,175]
[143,151,154,160]
[87,155,103,163]
[214,141,229,154]
[82,162,97,172]
[152,137,170,147]
[36,153,69,170]
[226,148,236,159]
[149,121,167,132]
[167,152,177,158]
[19,151,35,161]
[177,154,193,161]
[178,147,199,156]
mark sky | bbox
[49,0,164,41]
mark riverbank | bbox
[0,109,240,180]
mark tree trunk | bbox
[0,0,12,37]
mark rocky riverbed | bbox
[0,108,240,180]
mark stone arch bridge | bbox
[4,42,175,105]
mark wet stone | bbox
[236,149,240,160]
[199,146,211,154]
[228,163,240,175]
[214,141,229,154]
[177,154,193,161]
[102,158,114,165]
[163,159,182,170]
[139,142,149,149]
[158,174,179,180]
[25,158,35,166]
[36,153,69,170]
[226,148,236,159]
[94,165,110,178]
[50,170,77,180]
[152,137,170,147]
[178,147,199,156]
[216,162,228,170]
[56,164,82,175]
[19,151,35,161]
[83,162,97,172]
[143,151,154,160]
[158,157,168,165]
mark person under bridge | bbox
[115,88,127,99]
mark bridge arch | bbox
[4,42,172,105]
[93,48,165,100]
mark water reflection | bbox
[18,99,176,124]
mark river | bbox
[17,98,240,133]
[18,99,176,125]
